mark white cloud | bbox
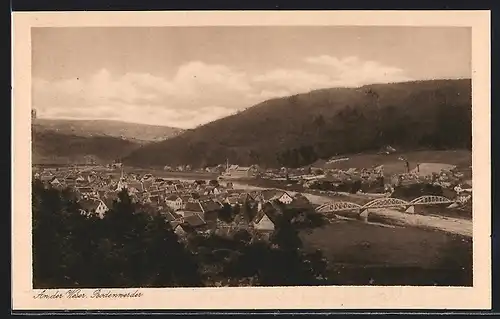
[33,56,412,128]
[305,55,413,87]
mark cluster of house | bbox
[161,163,262,179]
[295,162,472,197]
[301,167,384,187]
[33,167,312,239]
[385,163,472,192]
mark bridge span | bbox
[316,195,456,214]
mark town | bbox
[33,163,314,238]
[32,148,473,241]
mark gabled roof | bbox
[104,191,119,200]
[147,185,160,192]
[170,220,182,229]
[149,194,160,202]
[259,189,289,202]
[171,211,183,219]
[166,194,181,201]
[79,198,104,212]
[200,200,222,213]
[238,192,254,202]
[77,187,94,193]
[289,194,313,210]
[149,190,161,196]
[128,181,143,191]
[197,195,211,201]
[142,180,153,189]
[253,204,279,224]
[103,192,115,204]
[226,196,240,205]
[410,163,457,176]
[162,211,177,222]
[183,213,206,227]
[40,175,54,182]
[184,201,204,213]
[54,173,67,179]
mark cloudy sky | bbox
[32,26,471,129]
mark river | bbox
[125,172,473,286]
[121,170,473,238]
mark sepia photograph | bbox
[12,11,491,310]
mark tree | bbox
[32,181,202,288]
[241,200,256,222]
[218,203,234,223]
[270,215,303,252]
[209,179,220,187]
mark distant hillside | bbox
[32,118,183,143]
[32,129,141,165]
[122,79,472,169]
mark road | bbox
[232,182,473,238]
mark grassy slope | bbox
[315,150,472,174]
[300,220,472,285]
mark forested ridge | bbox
[123,79,472,168]
[32,129,141,165]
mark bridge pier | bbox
[447,202,459,209]
[405,205,415,214]
[359,209,370,222]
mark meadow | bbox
[300,219,472,286]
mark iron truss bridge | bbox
[316,195,456,213]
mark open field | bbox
[300,220,472,286]
[316,149,472,175]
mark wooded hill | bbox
[31,119,183,164]
[123,79,472,169]
[32,129,141,165]
[33,118,183,143]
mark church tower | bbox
[116,168,128,192]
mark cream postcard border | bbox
[12,10,491,310]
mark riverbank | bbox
[231,182,473,238]
[92,170,473,238]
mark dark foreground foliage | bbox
[32,181,331,288]
[32,180,201,288]
[186,213,331,287]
